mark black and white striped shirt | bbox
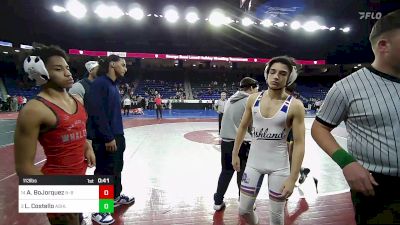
[316,67,400,177]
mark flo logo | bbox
[359,12,382,20]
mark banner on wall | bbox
[107,51,127,57]
[69,49,326,65]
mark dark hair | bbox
[239,77,258,90]
[265,56,296,76]
[30,44,69,65]
[370,9,400,45]
[98,54,121,75]
[286,83,297,93]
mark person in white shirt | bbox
[22,96,27,107]
[123,97,132,116]
[215,92,227,134]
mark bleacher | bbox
[191,82,237,100]
[3,77,40,99]
[296,84,329,100]
[134,80,184,99]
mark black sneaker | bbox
[114,194,135,207]
[91,213,114,225]
[313,177,319,193]
[299,168,310,184]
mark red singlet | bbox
[36,96,87,175]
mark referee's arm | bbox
[311,83,378,196]
[311,83,347,157]
[311,120,341,157]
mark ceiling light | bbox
[66,0,86,19]
[164,9,179,23]
[128,7,144,20]
[186,12,199,24]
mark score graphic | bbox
[19,176,114,213]
[99,185,114,213]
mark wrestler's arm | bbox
[289,99,306,182]
[280,99,305,198]
[14,101,45,175]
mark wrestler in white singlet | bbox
[239,91,293,225]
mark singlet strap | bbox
[35,95,80,115]
[280,95,293,113]
[34,96,59,132]
[253,91,265,107]
[35,96,55,107]
[69,94,85,109]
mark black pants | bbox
[218,113,223,134]
[156,105,162,119]
[93,135,126,197]
[47,213,79,225]
[214,140,250,205]
[123,105,130,115]
[352,172,400,224]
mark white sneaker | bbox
[114,194,135,207]
[213,202,226,211]
[91,213,115,225]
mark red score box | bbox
[99,185,114,199]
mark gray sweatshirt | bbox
[220,91,252,142]
[69,82,85,98]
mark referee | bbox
[215,92,227,134]
[311,10,400,224]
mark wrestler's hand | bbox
[280,178,296,199]
[84,142,96,168]
[232,154,241,172]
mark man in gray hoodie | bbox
[213,77,259,211]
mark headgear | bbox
[264,57,298,86]
[23,56,49,86]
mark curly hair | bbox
[29,44,69,65]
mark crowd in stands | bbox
[192,80,239,100]
[140,79,186,100]
[118,79,185,113]
[0,53,340,113]
[0,95,27,112]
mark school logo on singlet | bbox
[61,129,87,143]
[242,172,250,184]
[60,119,87,143]
[252,127,286,140]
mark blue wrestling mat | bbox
[122,109,317,119]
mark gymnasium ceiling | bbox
[1,0,399,63]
